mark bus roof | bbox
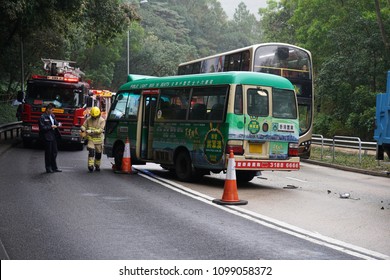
[119,71,295,92]
[178,42,312,67]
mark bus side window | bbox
[209,103,224,120]
[190,103,207,120]
[241,51,250,71]
[160,88,190,120]
[158,100,170,119]
[247,89,268,117]
[191,86,227,121]
[234,85,243,114]
[192,62,201,74]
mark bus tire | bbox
[113,142,124,171]
[175,151,194,182]
[236,170,258,183]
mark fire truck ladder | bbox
[41,58,85,77]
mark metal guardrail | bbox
[0,121,22,141]
[0,123,381,162]
[312,134,377,164]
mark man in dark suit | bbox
[39,103,62,173]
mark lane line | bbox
[136,168,390,260]
[0,237,10,260]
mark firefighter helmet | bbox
[90,107,101,118]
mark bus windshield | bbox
[108,92,140,120]
[254,45,311,79]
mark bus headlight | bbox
[22,126,31,132]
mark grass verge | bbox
[310,146,390,173]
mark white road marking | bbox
[136,167,390,260]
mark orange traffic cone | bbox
[115,137,137,174]
[212,150,248,205]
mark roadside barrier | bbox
[0,121,22,141]
[312,134,377,164]
[213,150,248,205]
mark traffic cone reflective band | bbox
[213,150,248,205]
[122,137,131,173]
[115,137,137,174]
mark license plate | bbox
[41,108,64,113]
[249,143,262,154]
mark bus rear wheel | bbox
[175,151,194,182]
[236,170,258,183]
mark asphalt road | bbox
[136,161,390,259]
[0,142,387,260]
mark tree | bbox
[223,2,261,50]
[374,0,390,52]
[259,0,390,140]
[0,0,140,95]
[258,0,296,44]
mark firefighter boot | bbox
[88,148,95,172]
[95,152,102,172]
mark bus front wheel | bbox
[113,142,124,171]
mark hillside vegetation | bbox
[1,0,390,143]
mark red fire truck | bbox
[87,89,114,119]
[18,59,90,149]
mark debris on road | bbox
[339,193,350,199]
[284,185,298,189]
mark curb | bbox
[302,159,390,178]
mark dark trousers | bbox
[44,139,58,171]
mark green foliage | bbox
[0,0,140,94]
[260,0,390,141]
[2,0,390,144]
[0,103,17,124]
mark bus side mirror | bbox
[17,91,25,102]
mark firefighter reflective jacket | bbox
[81,116,105,144]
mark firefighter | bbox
[81,107,105,172]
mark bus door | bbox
[140,90,158,160]
[244,86,270,157]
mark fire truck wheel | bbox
[22,139,33,148]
